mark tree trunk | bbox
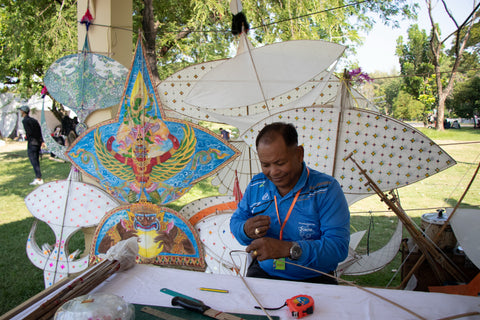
[437,94,447,130]
[427,0,480,131]
[142,0,160,86]
[141,0,192,85]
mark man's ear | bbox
[296,145,304,162]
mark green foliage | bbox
[392,19,479,124]
[381,77,403,116]
[0,1,77,97]
[446,76,480,118]
[396,24,435,99]
[0,1,417,92]
[393,90,425,121]
[130,0,417,80]
[460,20,480,56]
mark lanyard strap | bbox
[274,190,300,240]
[273,167,309,240]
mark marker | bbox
[199,287,229,293]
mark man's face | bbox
[257,134,304,196]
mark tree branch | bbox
[441,1,480,45]
[158,28,192,57]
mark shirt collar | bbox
[291,162,308,194]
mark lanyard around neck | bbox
[274,190,300,241]
[273,167,308,240]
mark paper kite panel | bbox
[183,36,345,109]
[179,196,248,275]
[44,36,128,122]
[91,202,206,271]
[211,141,262,195]
[159,59,332,126]
[25,179,120,287]
[242,106,339,174]
[241,106,456,196]
[335,109,456,194]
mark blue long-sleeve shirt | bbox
[230,163,350,280]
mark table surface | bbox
[7,263,480,320]
[91,264,480,320]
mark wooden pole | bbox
[399,161,480,288]
[346,153,467,284]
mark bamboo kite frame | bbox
[345,153,467,284]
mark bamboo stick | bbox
[399,161,480,288]
[346,153,467,284]
[23,259,119,320]
[0,276,71,320]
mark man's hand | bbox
[243,215,270,239]
[246,237,292,261]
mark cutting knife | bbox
[171,296,246,320]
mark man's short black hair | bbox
[255,122,298,148]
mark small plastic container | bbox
[54,293,135,320]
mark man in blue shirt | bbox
[230,122,350,283]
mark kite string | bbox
[229,250,426,320]
[229,250,274,320]
[282,260,480,320]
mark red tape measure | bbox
[286,294,314,319]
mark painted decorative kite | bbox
[66,37,240,205]
[90,201,206,271]
[43,34,128,126]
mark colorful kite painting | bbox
[90,201,206,271]
[66,38,239,205]
[44,35,128,124]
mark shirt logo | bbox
[262,193,269,201]
[298,222,315,239]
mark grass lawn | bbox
[1,127,479,315]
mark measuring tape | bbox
[286,295,314,319]
[254,294,315,318]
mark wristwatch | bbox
[289,242,302,260]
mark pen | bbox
[199,287,229,293]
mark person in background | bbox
[50,126,65,158]
[220,127,230,141]
[19,105,45,185]
[230,122,350,284]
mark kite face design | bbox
[91,202,205,270]
[67,39,239,205]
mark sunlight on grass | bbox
[417,127,480,141]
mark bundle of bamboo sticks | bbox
[21,259,121,320]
